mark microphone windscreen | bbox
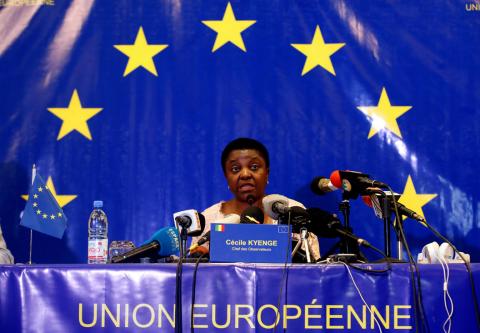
[143,227,179,256]
[240,206,264,224]
[288,206,309,217]
[330,170,342,188]
[262,194,289,219]
[311,176,338,195]
[310,177,324,195]
[306,208,341,238]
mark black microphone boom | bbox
[347,170,387,188]
[111,242,160,263]
[195,231,211,247]
[188,231,212,252]
[330,170,389,199]
[306,208,371,247]
[111,227,179,263]
[332,225,371,247]
[396,202,426,223]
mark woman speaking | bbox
[192,137,320,262]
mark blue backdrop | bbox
[1,0,479,263]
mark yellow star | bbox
[33,194,38,199]
[42,214,48,219]
[398,175,437,222]
[114,26,168,76]
[22,176,77,208]
[58,212,63,217]
[36,210,41,215]
[357,87,412,139]
[33,202,38,207]
[50,215,55,220]
[38,187,43,192]
[47,90,103,140]
[202,2,256,52]
[291,25,345,76]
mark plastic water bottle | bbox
[88,200,108,264]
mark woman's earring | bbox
[267,180,269,184]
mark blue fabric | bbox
[0,263,479,332]
[0,1,479,263]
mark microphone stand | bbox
[394,212,404,261]
[366,188,405,263]
[291,227,312,263]
[339,195,351,254]
[180,227,189,260]
[381,195,392,258]
[175,226,189,333]
[340,192,364,256]
[175,220,191,260]
[319,193,362,262]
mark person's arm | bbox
[0,225,14,264]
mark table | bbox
[1,263,479,332]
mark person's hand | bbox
[189,245,209,256]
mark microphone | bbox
[362,195,426,223]
[193,231,211,247]
[240,206,264,224]
[330,170,388,194]
[396,202,426,223]
[282,206,311,228]
[111,227,179,263]
[246,195,256,206]
[310,176,339,195]
[306,208,371,247]
[173,209,206,236]
[262,194,290,219]
[305,208,341,238]
[189,214,240,252]
[263,194,309,221]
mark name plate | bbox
[209,223,291,263]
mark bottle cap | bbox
[93,200,103,208]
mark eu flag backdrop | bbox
[0,1,479,263]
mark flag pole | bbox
[27,164,37,265]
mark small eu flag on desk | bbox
[20,173,67,239]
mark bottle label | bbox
[88,239,108,263]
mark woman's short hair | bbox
[221,138,270,173]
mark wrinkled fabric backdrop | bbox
[0,0,479,263]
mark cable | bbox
[387,185,429,333]
[345,261,392,274]
[190,253,207,333]
[175,255,183,333]
[363,242,389,260]
[423,223,480,330]
[436,254,453,333]
[335,260,383,333]
[272,210,293,333]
